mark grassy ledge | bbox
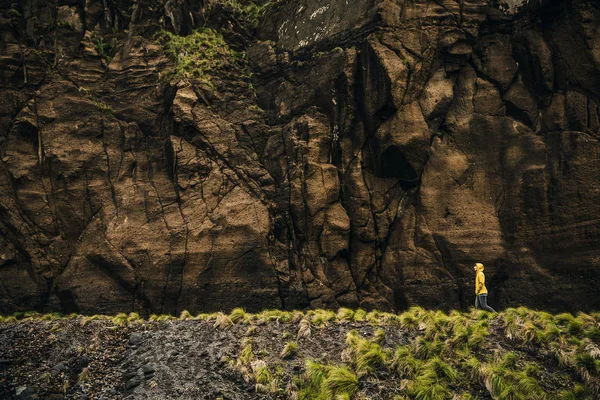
[1,307,600,399]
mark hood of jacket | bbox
[475,263,484,272]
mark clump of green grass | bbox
[280,341,299,359]
[251,360,278,393]
[347,308,364,322]
[336,308,355,322]
[80,314,104,326]
[150,314,175,322]
[345,330,389,376]
[399,311,419,330]
[194,313,211,320]
[23,311,42,319]
[237,338,254,367]
[127,312,143,324]
[558,383,595,400]
[92,34,113,62]
[230,307,249,324]
[156,28,246,86]
[323,365,358,397]
[41,312,63,321]
[467,320,490,349]
[307,309,336,325]
[374,328,386,344]
[414,336,443,359]
[213,312,233,329]
[111,312,129,326]
[475,353,548,400]
[392,346,423,379]
[297,361,358,400]
[258,309,294,323]
[0,315,17,323]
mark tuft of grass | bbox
[476,354,548,400]
[237,339,254,367]
[41,312,63,321]
[194,313,211,320]
[127,312,142,324]
[280,341,299,359]
[373,328,386,344]
[585,326,600,341]
[558,383,595,400]
[297,318,311,340]
[346,330,388,376]
[467,320,489,349]
[92,34,113,62]
[322,365,358,397]
[567,319,584,336]
[80,314,103,326]
[408,381,452,400]
[252,360,273,384]
[297,360,358,399]
[574,351,600,376]
[399,312,419,330]
[230,307,249,324]
[112,312,129,326]
[336,308,355,322]
[426,356,458,381]
[24,311,42,319]
[414,336,442,359]
[179,310,193,320]
[556,312,576,326]
[214,313,233,329]
[300,360,328,397]
[251,360,278,393]
[150,314,175,322]
[353,309,367,322]
[392,346,423,379]
[307,309,336,325]
[292,310,305,323]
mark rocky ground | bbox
[1,308,599,399]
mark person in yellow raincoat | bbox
[474,263,496,312]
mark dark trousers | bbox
[475,294,496,312]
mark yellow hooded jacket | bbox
[475,263,488,295]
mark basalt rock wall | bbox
[0,0,599,315]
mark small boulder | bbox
[129,333,143,346]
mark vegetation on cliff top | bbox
[155,0,274,85]
[2,307,600,399]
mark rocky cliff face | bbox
[0,0,599,315]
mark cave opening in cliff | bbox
[380,146,419,190]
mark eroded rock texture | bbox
[1,0,599,314]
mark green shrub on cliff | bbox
[156,28,245,85]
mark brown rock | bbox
[2,0,600,315]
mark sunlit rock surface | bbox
[0,0,599,314]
